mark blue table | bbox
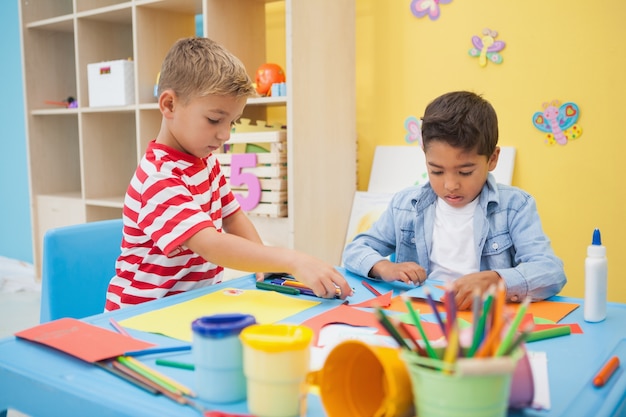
[1,268,625,417]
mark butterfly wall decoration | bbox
[410,0,453,21]
[469,28,506,67]
[532,100,583,146]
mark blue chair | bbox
[40,218,123,323]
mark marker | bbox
[255,281,300,295]
[592,356,620,388]
[525,325,571,343]
[156,359,195,371]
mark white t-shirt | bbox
[428,197,479,281]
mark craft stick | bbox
[495,296,531,357]
[109,318,131,337]
[525,325,571,343]
[361,280,382,297]
[423,287,447,339]
[121,356,195,397]
[124,344,192,357]
[401,294,438,358]
[468,285,495,357]
[95,361,158,394]
[374,307,412,351]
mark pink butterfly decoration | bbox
[411,0,453,21]
[404,116,423,147]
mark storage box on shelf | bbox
[20,0,355,276]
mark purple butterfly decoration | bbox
[411,0,453,21]
[404,116,423,147]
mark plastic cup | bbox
[307,340,414,417]
[401,350,521,417]
[240,324,313,417]
[191,313,256,403]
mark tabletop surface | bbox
[1,268,625,417]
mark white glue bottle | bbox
[584,228,608,322]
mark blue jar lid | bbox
[191,313,256,338]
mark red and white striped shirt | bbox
[105,140,240,311]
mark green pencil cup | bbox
[401,350,521,417]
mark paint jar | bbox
[240,324,313,417]
[307,340,414,417]
[401,350,521,417]
[191,313,256,403]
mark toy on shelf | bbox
[255,63,286,96]
[44,96,77,108]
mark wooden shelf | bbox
[20,0,356,275]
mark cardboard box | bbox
[87,59,135,107]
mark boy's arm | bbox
[184,213,353,299]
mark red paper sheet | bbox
[15,317,155,362]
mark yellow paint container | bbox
[240,324,313,417]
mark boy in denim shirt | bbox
[343,91,566,309]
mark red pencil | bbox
[361,280,382,297]
[593,356,620,387]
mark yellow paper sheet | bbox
[120,288,320,342]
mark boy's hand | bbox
[449,271,502,310]
[290,254,353,299]
[369,260,426,285]
[255,272,265,282]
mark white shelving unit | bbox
[19,0,356,275]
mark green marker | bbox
[525,326,571,343]
[255,281,300,295]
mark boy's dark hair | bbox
[421,91,498,157]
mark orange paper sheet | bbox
[15,318,155,362]
[387,296,580,324]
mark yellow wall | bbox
[355,0,626,303]
[266,1,625,302]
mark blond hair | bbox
[157,37,256,103]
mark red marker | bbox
[592,356,620,387]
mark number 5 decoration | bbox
[229,153,262,211]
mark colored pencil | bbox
[495,296,531,357]
[374,307,412,351]
[468,285,495,357]
[471,288,481,341]
[95,360,158,394]
[124,344,192,357]
[401,293,438,359]
[109,318,131,337]
[361,280,382,297]
[112,360,186,404]
[121,356,195,397]
[443,323,460,373]
[116,356,188,397]
[444,282,457,338]
[423,287,447,339]
[502,323,534,356]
